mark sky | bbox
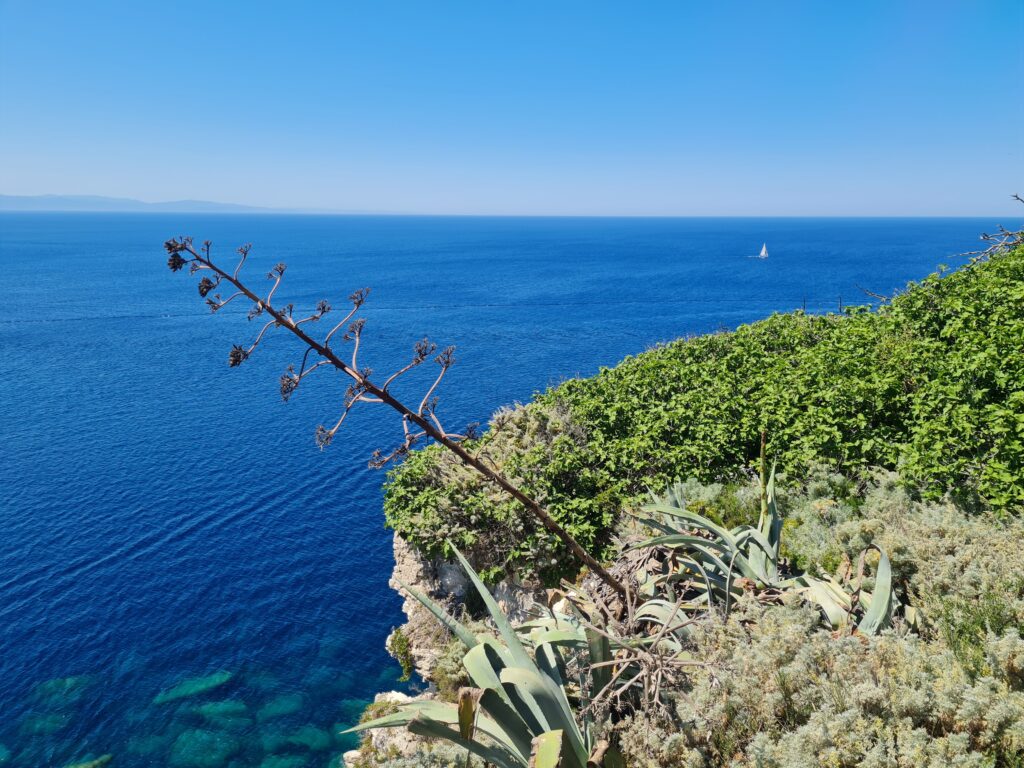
[0,2,1022,216]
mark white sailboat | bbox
[750,242,768,259]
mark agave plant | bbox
[633,468,898,634]
[348,548,624,768]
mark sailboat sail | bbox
[759,243,768,258]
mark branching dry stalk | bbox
[164,237,628,598]
[965,193,1024,262]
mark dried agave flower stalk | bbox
[164,237,627,598]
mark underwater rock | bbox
[193,699,252,729]
[195,700,247,718]
[33,675,94,708]
[125,733,173,756]
[20,711,70,735]
[301,665,350,696]
[244,670,281,692]
[256,693,304,722]
[259,755,309,768]
[64,755,112,768]
[168,728,240,768]
[287,725,332,752]
[259,728,291,754]
[154,671,233,704]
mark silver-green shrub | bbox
[614,471,1024,767]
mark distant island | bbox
[0,194,353,214]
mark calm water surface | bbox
[0,214,1005,766]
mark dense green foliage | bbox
[388,627,415,683]
[384,246,1024,580]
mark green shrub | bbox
[385,246,1024,579]
[384,402,616,583]
[388,627,415,683]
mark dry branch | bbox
[165,237,627,598]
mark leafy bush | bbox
[384,402,616,583]
[385,246,1024,579]
[389,627,415,683]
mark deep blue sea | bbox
[0,214,1009,767]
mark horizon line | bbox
[1,193,1020,220]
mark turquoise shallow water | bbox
[0,213,1009,767]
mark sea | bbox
[0,214,1008,767]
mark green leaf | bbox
[529,729,566,768]
[396,578,478,650]
[452,548,534,668]
[407,716,523,768]
[857,546,895,635]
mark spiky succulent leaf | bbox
[529,729,566,768]
[453,548,534,668]
[396,578,478,649]
[857,546,894,635]
[407,716,524,768]
[585,628,612,699]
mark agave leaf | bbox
[750,466,782,582]
[458,687,483,740]
[532,630,568,690]
[529,729,566,768]
[478,687,536,761]
[355,702,531,767]
[346,699,464,732]
[793,578,851,629]
[585,628,612,700]
[734,527,779,584]
[629,514,678,536]
[500,667,587,767]
[407,715,523,768]
[528,628,588,648]
[396,578,478,650]
[452,548,534,668]
[634,535,753,580]
[463,642,514,707]
[857,546,894,635]
[669,555,723,606]
[640,504,740,550]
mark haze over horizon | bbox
[1,2,1022,217]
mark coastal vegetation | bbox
[384,238,1024,582]
[359,470,1024,767]
[164,219,1023,767]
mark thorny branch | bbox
[164,237,628,598]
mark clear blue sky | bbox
[1,1,1021,215]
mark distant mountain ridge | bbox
[0,194,340,214]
